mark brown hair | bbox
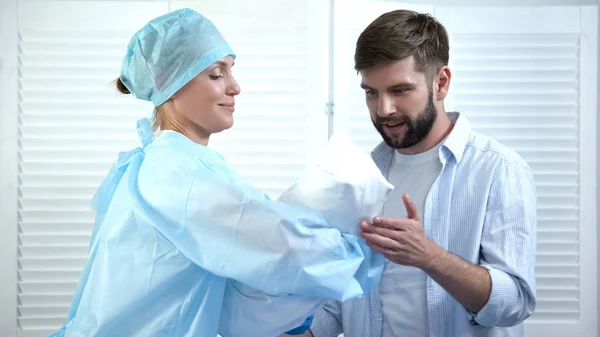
[114,77,165,132]
[115,77,131,94]
[354,10,449,79]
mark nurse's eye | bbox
[210,74,224,80]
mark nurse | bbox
[46,8,386,337]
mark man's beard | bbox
[371,91,437,149]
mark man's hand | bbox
[359,193,442,269]
[360,192,492,313]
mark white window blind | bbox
[15,1,328,336]
[333,2,598,337]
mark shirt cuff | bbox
[310,308,342,337]
[468,265,515,326]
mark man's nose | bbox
[377,95,396,118]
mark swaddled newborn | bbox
[278,133,394,236]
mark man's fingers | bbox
[402,193,421,220]
[361,223,402,241]
[361,232,399,250]
[372,216,408,230]
[365,240,395,256]
[372,216,414,231]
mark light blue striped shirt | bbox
[310,112,537,337]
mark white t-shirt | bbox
[379,142,443,337]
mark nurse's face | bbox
[162,56,241,145]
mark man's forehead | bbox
[360,59,423,89]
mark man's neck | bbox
[397,110,453,155]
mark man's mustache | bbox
[374,115,410,126]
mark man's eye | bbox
[365,90,376,96]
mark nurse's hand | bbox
[359,193,442,270]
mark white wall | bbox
[597,3,600,329]
[0,0,19,335]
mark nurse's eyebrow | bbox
[215,60,235,67]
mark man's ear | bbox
[434,66,451,101]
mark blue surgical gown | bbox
[46,119,384,337]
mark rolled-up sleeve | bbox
[472,159,537,327]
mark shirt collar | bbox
[440,112,471,164]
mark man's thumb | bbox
[402,193,420,220]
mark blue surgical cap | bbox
[119,8,236,106]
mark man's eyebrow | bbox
[360,82,417,90]
[391,82,416,89]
